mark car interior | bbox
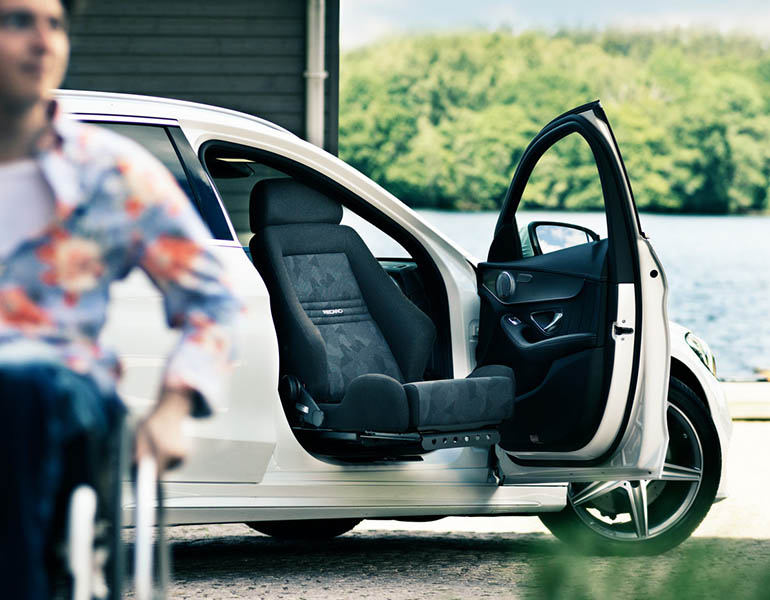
[203,143,516,458]
[201,130,620,461]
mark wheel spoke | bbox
[624,481,649,539]
[570,480,625,507]
[560,399,710,545]
[660,462,701,482]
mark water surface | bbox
[415,210,770,380]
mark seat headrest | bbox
[250,178,343,232]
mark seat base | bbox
[292,427,500,460]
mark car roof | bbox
[55,89,295,137]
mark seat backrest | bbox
[249,178,436,402]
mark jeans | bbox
[0,362,124,600]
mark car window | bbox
[340,208,410,259]
[206,150,411,259]
[91,122,234,240]
[93,122,196,208]
[518,133,608,256]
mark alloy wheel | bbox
[567,402,703,541]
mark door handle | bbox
[531,310,563,334]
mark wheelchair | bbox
[61,423,169,600]
[0,361,169,600]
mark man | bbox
[0,0,241,597]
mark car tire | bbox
[539,377,721,555]
[245,518,362,540]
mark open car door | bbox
[478,102,671,482]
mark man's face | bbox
[0,0,69,111]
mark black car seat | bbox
[249,178,515,453]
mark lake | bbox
[415,210,770,381]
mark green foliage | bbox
[340,30,770,214]
[530,542,770,600]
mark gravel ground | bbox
[123,421,770,599]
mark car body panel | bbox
[124,481,569,527]
[101,243,279,484]
[669,322,732,500]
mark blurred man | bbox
[0,0,240,597]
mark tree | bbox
[340,30,770,215]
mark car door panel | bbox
[501,347,606,450]
[478,240,609,449]
[481,290,603,379]
[83,118,279,484]
[476,102,669,481]
[481,268,587,305]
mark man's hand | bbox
[134,388,193,473]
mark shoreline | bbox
[414,207,770,217]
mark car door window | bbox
[94,122,195,206]
[518,134,608,257]
[91,122,232,240]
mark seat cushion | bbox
[319,374,410,433]
[319,367,514,434]
[403,366,514,431]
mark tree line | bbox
[339,30,770,214]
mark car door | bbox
[71,115,278,485]
[477,102,671,482]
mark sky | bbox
[340,0,770,49]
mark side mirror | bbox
[522,221,600,257]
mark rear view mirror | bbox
[523,221,600,256]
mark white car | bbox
[58,90,731,555]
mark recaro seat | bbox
[249,178,514,453]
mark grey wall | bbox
[64,0,339,154]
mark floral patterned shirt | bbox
[0,103,240,416]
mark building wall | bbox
[64,0,340,154]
